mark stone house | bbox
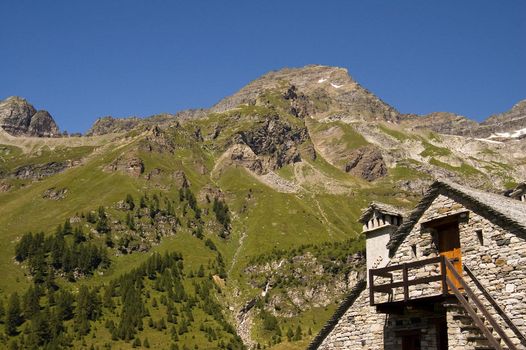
[308,180,526,350]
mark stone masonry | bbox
[314,182,526,350]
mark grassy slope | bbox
[1,111,499,348]
[0,143,144,296]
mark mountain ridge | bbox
[1,65,524,139]
[0,64,524,349]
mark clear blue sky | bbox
[1,1,524,133]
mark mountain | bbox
[0,65,524,349]
[0,96,59,137]
[478,99,526,139]
[212,65,400,123]
[401,99,526,140]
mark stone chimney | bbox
[359,203,404,282]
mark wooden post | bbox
[440,256,447,296]
[403,263,409,302]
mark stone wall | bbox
[316,193,526,349]
[317,286,442,350]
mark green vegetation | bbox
[420,141,452,157]
[311,121,368,150]
[0,90,519,349]
[429,158,481,176]
[377,124,416,142]
[0,145,94,174]
[1,247,244,349]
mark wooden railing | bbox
[369,256,519,350]
[369,256,445,306]
[443,257,517,350]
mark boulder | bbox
[42,187,68,200]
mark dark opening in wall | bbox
[476,229,484,245]
[411,244,417,258]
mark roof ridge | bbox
[387,180,526,254]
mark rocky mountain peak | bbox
[0,96,59,137]
[211,65,400,123]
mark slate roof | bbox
[387,180,526,254]
[358,202,406,224]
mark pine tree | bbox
[73,227,85,243]
[132,337,141,348]
[86,211,97,224]
[126,194,136,210]
[96,206,110,233]
[143,337,150,348]
[197,264,205,278]
[0,299,5,323]
[56,289,75,320]
[30,310,51,346]
[63,219,73,236]
[6,292,22,336]
[293,325,302,341]
[126,212,135,230]
[286,327,294,341]
[22,285,40,319]
[103,285,115,310]
[74,286,93,335]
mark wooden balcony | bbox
[369,256,450,313]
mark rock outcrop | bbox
[86,116,143,136]
[0,96,59,137]
[234,116,307,174]
[104,155,144,177]
[402,112,479,136]
[11,162,68,180]
[139,126,176,153]
[171,170,190,188]
[42,187,68,200]
[344,145,387,181]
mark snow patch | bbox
[317,78,327,83]
[330,83,343,89]
[474,138,504,144]
[488,127,526,139]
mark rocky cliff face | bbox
[344,145,387,181]
[0,96,59,137]
[477,99,526,139]
[401,112,479,136]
